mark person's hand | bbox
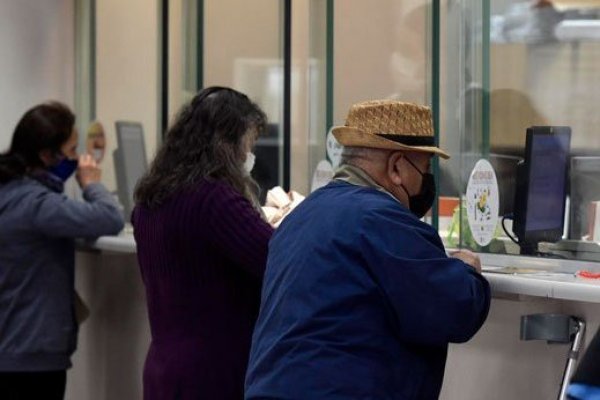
[76,154,101,189]
[450,249,482,274]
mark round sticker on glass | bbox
[326,128,343,169]
[466,159,499,246]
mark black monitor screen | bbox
[525,132,570,231]
[114,121,148,219]
[513,126,571,248]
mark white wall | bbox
[0,0,75,151]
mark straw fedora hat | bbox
[332,100,450,159]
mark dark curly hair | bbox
[134,86,267,208]
[0,101,75,183]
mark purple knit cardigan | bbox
[132,179,273,400]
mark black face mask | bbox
[400,157,436,218]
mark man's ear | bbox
[38,149,54,167]
[387,151,404,186]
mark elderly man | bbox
[245,100,491,400]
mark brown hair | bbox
[0,101,75,183]
[134,86,267,208]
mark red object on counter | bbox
[576,270,600,279]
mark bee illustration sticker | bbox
[466,159,499,246]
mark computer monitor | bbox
[569,156,600,240]
[113,121,148,220]
[513,126,571,254]
[253,123,280,203]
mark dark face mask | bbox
[48,153,78,182]
[400,156,436,218]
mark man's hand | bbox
[76,154,101,189]
[450,249,482,274]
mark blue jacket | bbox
[245,181,491,399]
[0,177,124,371]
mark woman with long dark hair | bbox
[133,87,274,399]
[0,102,124,399]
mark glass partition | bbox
[330,1,432,124]
[443,0,600,262]
[176,0,434,201]
[303,0,435,197]
[288,0,329,195]
[179,0,286,201]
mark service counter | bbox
[444,253,600,399]
[82,234,600,303]
[70,235,600,400]
[77,229,137,254]
[69,233,146,400]
[479,253,600,303]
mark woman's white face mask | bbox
[244,152,256,174]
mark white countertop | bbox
[479,252,600,303]
[555,20,600,42]
[78,231,137,254]
[483,269,600,303]
[79,235,600,302]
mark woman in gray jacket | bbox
[0,102,124,399]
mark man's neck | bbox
[334,163,405,205]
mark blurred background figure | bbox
[85,121,107,164]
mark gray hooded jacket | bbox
[0,177,124,371]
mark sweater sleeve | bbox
[360,207,491,346]
[204,182,274,278]
[30,183,125,238]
